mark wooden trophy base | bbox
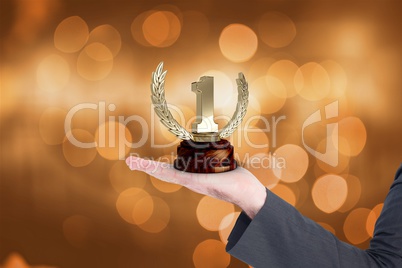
[173,139,237,173]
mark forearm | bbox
[227,189,377,268]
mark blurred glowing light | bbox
[251,76,286,114]
[54,16,89,53]
[320,60,347,98]
[193,239,231,268]
[37,54,70,92]
[132,196,154,225]
[344,208,371,245]
[131,11,153,47]
[312,174,347,213]
[248,57,276,81]
[366,203,384,237]
[95,121,132,160]
[317,222,336,235]
[63,129,97,167]
[232,128,269,160]
[335,21,370,57]
[258,12,296,48]
[196,196,234,231]
[63,215,92,248]
[219,212,240,244]
[336,117,367,156]
[316,137,350,174]
[84,42,113,61]
[338,174,361,213]
[247,153,280,189]
[138,196,170,233]
[109,161,148,193]
[39,107,67,145]
[273,144,309,183]
[88,24,121,57]
[271,184,297,206]
[219,24,258,63]
[77,43,113,81]
[141,11,181,47]
[294,62,330,101]
[267,60,299,97]
[2,252,29,268]
[116,187,151,225]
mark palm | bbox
[126,156,266,218]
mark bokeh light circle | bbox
[219,24,258,62]
[232,128,269,160]
[63,129,97,167]
[258,12,296,48]
[317,222,336,235]
[1,252,29,268]
[343,208,371,245]
[196,196,234,231]
[193,239,231,268]
[142,11,181,47]
[366,203,383,237]
[312,174,348,213]
[116,187,151,225]
[219,212,240,244]
[251,76,286,114]
[132,196,154,225]
[338,174,361,213]
[320,60,348,98]
[316,137,351,174]
[271,184,297,206]
[54,16,89,53]
[247,153,280,189]
[336,117,367,156]
[138,196,170,233]
[272,144,309,182]
[95,121,132,160]
[37,54,70,92]
[294,62,331,101]
[77,43,113,81]
[267,60,300,98]
[88,24,121,57]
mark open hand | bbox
[126,156,267,219]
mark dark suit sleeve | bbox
[226,165,402,268]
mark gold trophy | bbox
[151,62,248,173]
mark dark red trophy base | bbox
[173,139,237,173]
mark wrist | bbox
[240,183,267,219]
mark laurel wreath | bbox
[151,62,249,141]
[151,62,194,140]
[219,73,249,139]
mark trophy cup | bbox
[151,62,249,173]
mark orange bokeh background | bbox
[1,0,401,267]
